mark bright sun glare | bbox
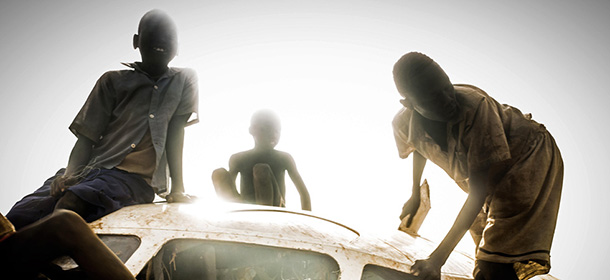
[175,39,470,250]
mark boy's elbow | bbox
[76,133,94,145]
[467,189,487,209]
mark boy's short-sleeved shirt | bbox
[393,84,563,265]
[69,62,199,193]
[392,84,546,191]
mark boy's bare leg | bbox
[252,164,280,206]
[212,168,241,202]
[1,209,134,280]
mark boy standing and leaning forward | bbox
[7,9,198,230]
[392,52,562,280]
[212,110,312,211]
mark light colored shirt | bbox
[392,84,544,192]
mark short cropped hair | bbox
[138,9,176,34]
[393,52,436,80]
[393,52,451,96]
[250,109,281,130]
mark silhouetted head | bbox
[250,109,281,149]
[133,9,178,73]
[393,52,458,122]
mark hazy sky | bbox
[1,1,609,278]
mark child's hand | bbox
[50,175,80,197]
[399,195,421,227]
[166,192,197,203]
[410,258,441,280]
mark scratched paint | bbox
[88,202,558,279]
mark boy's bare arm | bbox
[400,151,427,224]
[166,113,190,202]
[227,154,241,181]
[223,155,241,197]
[410,166,488,279]
[51,135,94,196]
[285,155,311,211]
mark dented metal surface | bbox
[90,202,477,279]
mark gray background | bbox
[1,1,608,278]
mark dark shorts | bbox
[6,168,154,230]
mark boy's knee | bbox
[43,209,90,240]
[212,168,229,181]
[212,168,232,194]
[49,209,85,227]
[55,191,92,218]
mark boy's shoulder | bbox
[107,63,197,78]
[99,68,132,78]
[454,84,497,102]
[168,66,197,79]
[229,150,253,162]
[274,149,292,158]
[169,66,196,73]
[454,84,492,111]
[269,150,295,163]
[97,64,145,80]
